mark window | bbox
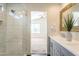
[31,23,40,33]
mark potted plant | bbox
[64,13,75,41]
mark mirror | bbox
[60,3,79,32]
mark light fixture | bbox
[11,9,15,14]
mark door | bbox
[31,11,47,55]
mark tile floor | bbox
[32,53,47,56]
[31,38,47,55]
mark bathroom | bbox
[0,3,79,56]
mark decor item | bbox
[60,3,79,32]
[64,13,75,41]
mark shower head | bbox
[11,9,15,14]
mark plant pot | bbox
[66,32,72,41]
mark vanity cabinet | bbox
[60,46,75,56]
[49,37,75,56]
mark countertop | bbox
[49,35,79,56]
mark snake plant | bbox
[64,13,75,32]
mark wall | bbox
[61,3,70,9]
[6,4,27,55]
[0,4,6,55]
[47,4,61,36]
